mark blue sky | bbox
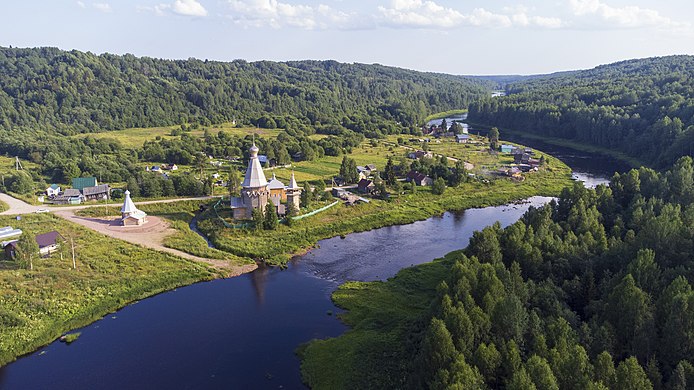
[1,0,693,75]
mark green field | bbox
[72,123,281,148]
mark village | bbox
[0,118,552,266]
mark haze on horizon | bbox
[1,0,693,75]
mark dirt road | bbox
[1,193,256,276]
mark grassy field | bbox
[300,251,458,389]
[0,213,221,367]
[71,122,281,148]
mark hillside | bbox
[0,47,490,135]
[468,55,694,167]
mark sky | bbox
[1,0,693,75]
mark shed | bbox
[35,231,63,257]
[500,144,515,153]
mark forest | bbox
[303,157,694,389]
[468,55,694,168]
[0,46,490,134]
[0,46,494,195]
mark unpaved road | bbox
[1,193,256,275]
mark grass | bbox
[75,200,252,266]
[300,251,460,389]
[424,109,468,122]
[0,213,219,367]
[61,332,81,344]
[71,123,281,148]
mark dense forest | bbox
[469,55,694,167]
[305,157,694,389]
[0,46,490,135]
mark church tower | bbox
[286,171,302,211]
[239,143,270,218]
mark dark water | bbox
[0,121,626,389]
[0,197,554,390]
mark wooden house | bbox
[83,184,110,201]
[406,171,434,186]
[357,179,375,194]
[35,231,63,257]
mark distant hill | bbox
[0,47,490,135]
[469,55,694,167]
[465,72,577,89]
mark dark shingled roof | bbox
[82,184,109,196]
[35,231,62,248]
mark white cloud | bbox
[226,0,356,30]
[568,0,689,31]
[138,0,208,17]
[172,0,208,17]
[377,1,563,29]
[93,2,112,13]
[76,1,86,8]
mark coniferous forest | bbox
[469,55,694,167]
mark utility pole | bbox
[71,236,76,270]
[15,156,23,171]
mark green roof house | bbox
[72,177,98,191]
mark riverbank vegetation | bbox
[0,213,219,367]
[301,156,694,389]
[468,55,694,168]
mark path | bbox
[1,193,256,276]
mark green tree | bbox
[126,177,140,197]
[594,351,616,388]
[615,357,653,390]
[252,208,264,230]
[489,127,500,151]
[263,202,278,230]
[285,202,297,227]
[8,172,34,194]
[432,177,446,195]
[301,181,312,208]
[384,157,397,186]
[228,168,241,197]
[16,231,39,271]
[527,355,559,390]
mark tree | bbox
[252,208,264,230]
[594,351,616,388]
[8,172,34,194]
[432,177,446,195]
[301,181,312,208]
[615,357,653,390]
[313,180,326,201]
[526,355,559,390]
[16,231,39,271]
[126,177,140,197]
[285,202,297,227]
[228,168,241,197]
[489,127,500,151]
[384,157,397,186]
[339,156,358,184]
[263,202,278,230]
[419,318,456,386]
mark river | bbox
[0,125,625,389]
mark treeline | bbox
[0,46,489,135]
[399,156,694,389]
[468,55,694,167]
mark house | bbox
[500,144,515,154]
[46,184,61,197]
[35,231,63,257]
[456,134,470,144]
[366,164,377,172]
[162,164,178,171]
[82,184,110,201]
[357,179,375,194]
[407,150,433,160]
[514,153,532,164]
[406,171,434,186]
[72,177,98,191]
[53,189,83,205]
[151,166,162,173]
